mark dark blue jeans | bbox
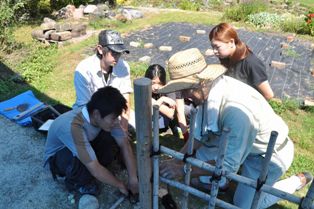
[48,131,118,192]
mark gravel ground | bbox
[0,115,140,209]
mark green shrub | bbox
[223,1,268,22]
[247,12,282,28]
[280,14,309,35]
[0,0,24,53]
[178,0,202,11]
[19,44,57,83]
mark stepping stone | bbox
[130,41,141,47]
[286,35,295,43]
[159,46,172,51]
[280,42,289,49]
[139,56,151,63]
[270,61,286,69]
[179,35,191,42]
[144,43,154,48]
[196,29,206,34]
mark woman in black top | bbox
[209,23,274,100]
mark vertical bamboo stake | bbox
[251,131,278,209]
[300,180,314,209]
[152,105,160,209]
[134,78,153,209]
[208,128,230,209]
[182,108,197,209]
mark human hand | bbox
[128,177,139,195]
[183,131,189,142]
[118,182,129,196]
[161,96,176,108]
[160,160,184,179]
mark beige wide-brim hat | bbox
[158,48,227,94]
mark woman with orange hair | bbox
[209,23,274,100]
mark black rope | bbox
[256,177,267,191]
[210,173,222,182]
[150,144,161,157]
[182,149,196,163]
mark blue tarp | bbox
[0,90,46,126]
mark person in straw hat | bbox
[159,48,312,208]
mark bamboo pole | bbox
[251,131,278,209]
[160,177,240,209]
[300,180,314,209]
[209,128,230,209]
[152,105,160,209]
[134,78,153,209]
[159,145,313,207]
[182,108,197,209]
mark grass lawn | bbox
[1,7,314,209]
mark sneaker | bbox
[296,172,313,191]
[190,178,229,193]
[78,182,101,196]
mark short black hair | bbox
[144,64,166,85]
[87,86,127,118]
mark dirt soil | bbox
[0,115,141,209]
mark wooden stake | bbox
[134,78,153,209]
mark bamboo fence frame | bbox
[134,78,314,209]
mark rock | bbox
[78,194,99,209]
[65,4,76,18]
[115,14,128,23]
[31,30,45,40]
[84,5,97,14]
[73,8,84,19]
[179,35,191,42]
[50,31,72,41]
[96,3,109,12]
[139,56,151,63]
[55,23,72,32]
[40,22,56,31]
[44,30,56,40]
[43,17,56,23]
[71,24,87,37]
[120,8,143,20]
[159,46,172,51]
[90,8,109,18]
[144,43,153,48]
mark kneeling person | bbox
[44,86,138,196]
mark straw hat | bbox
[158,48,227,93]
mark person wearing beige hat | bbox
[159,48,312,208]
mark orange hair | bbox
[209,23,251,67]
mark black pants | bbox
[48,131,118,191]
